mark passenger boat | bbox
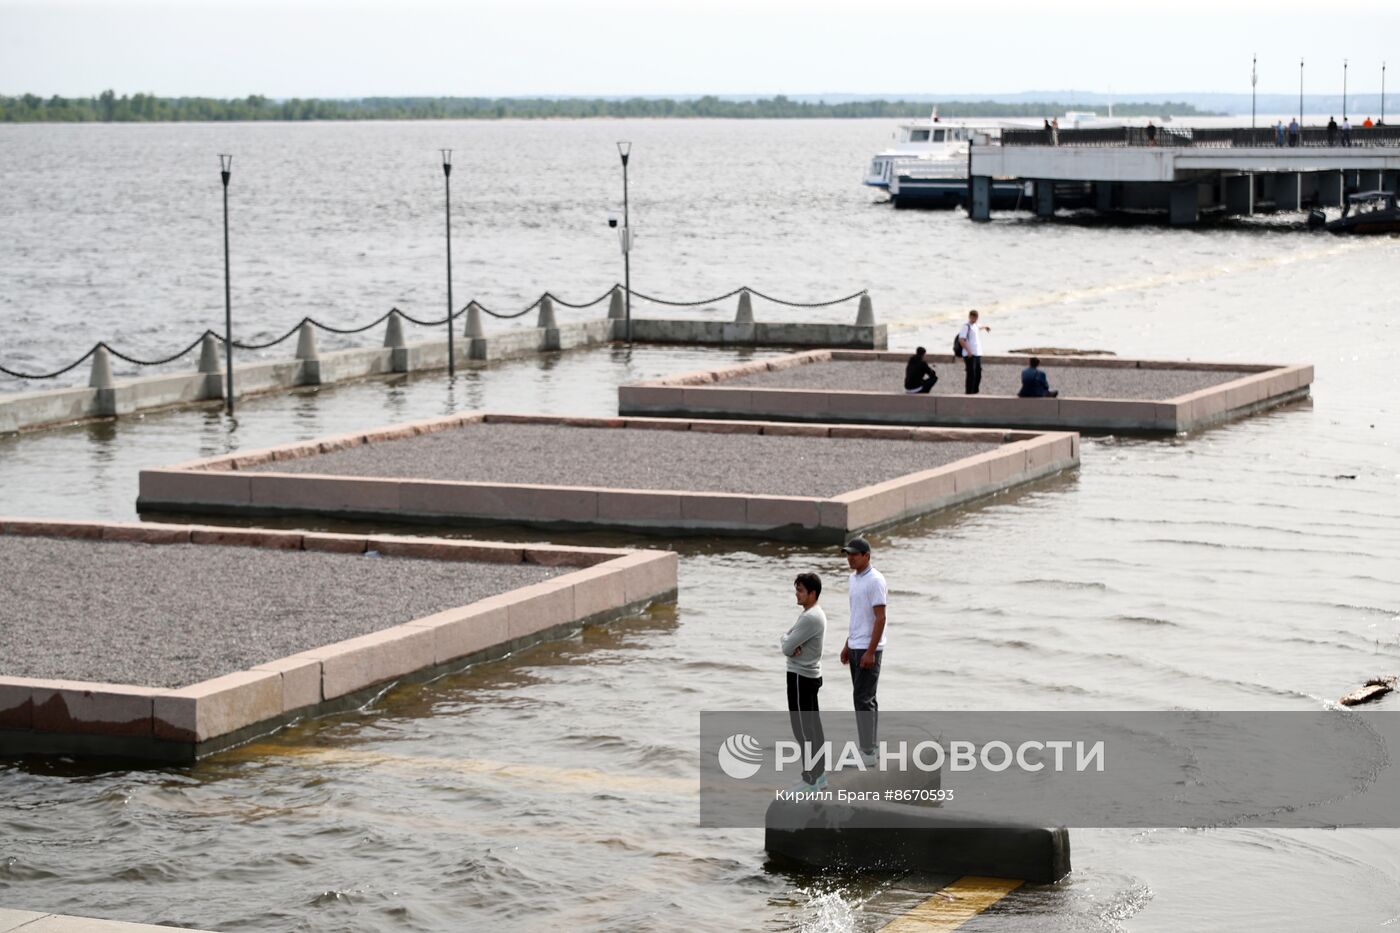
[863,116,998,192]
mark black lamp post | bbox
[1343,58,1348,121]
[1299,58,1305,129]
[441,148,456,377]
[219,153,234,415]
[1251,53,1257,133]
[1383,62,1388,125]
[617,141,632,345]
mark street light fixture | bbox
[219,153,235,415]
[1299,57,1305,128]
[441,148,456,377]
[1343,58,1348,121]
[616,141,632,345]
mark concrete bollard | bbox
[607,286,626,320]
[295,322,319,361]
[855,294,876,327]
[383,310,407,349]
[464,301,485,339]
[537,295,559,330]
[197,333,222,374]
[735,289,755,324]
[88,345,114,389]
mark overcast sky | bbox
[1,0,1395,99]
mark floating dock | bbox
[0,518,675,761]
[135,412,1078,543]
[968,126,1400,224]
[619,350,1312,434]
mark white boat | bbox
[863,116,998,190]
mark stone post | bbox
[384,310,409,373]
[295,321,321,385]
[537,295,559,330]
[464,301,485,339]
[89,345,117,417]
[607,286,626,320]
[197,333,222,374]
[734,290,755,324]
[855,294,875,327]
[537,295,560,351]
[383,310,407,349]
[88,345,114,389]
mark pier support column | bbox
[969,176,992,221]
[1094,182,1114,212]
[1034,180,1055,218]
[1224,174,1254,215]
[1384,172,1400,194]
[1169,183,1200,225]
[1274,173,1302,211]
[1316,171,1344,207]
[1358,170,1383,191]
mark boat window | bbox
[910,130,930,142]
[933,130,945,142]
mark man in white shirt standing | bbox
[839,536,887,763]
[958,309,989,395]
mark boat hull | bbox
[890,178,1027,210]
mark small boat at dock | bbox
[1324,190,1400,235]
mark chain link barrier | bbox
[0,285,865,380]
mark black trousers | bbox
[964,355,983,394]
[786,672,825,783]
[907,373,936,394]
[848,649,882,754]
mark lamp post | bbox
[1384,62,1388,125]
[1299,57,1305,128]
[441,148,456,377]
[616,141,632,345]
[219,154,234,415]
[1251,53,1257,133]
[1343,58,1348,121]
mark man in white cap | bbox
[839,536,887,763]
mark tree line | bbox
[0,91,1215,123]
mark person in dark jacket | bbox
[903,347,937,394]
[1018,357,1059,398]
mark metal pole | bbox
[621,148,631,345]
[1343,59,1348,121]
[442,150,455,377]
[1384,62,1388,125]
[1299,58,1305,128]
[1251,54,1257,133]
[219,154,234,415]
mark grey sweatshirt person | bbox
[780,606,827,678]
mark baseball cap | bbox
[840,537,871,555]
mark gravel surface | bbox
[724,360,1256,400]
[0,536,563,688]
[254,423,1000,497]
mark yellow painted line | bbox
[880,876,1023,932]
[233,743,696,796]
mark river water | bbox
[1,119,1398,932]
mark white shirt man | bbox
[958,309,989,395]
[840,536,887,760]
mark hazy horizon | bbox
[2,0,1394,100]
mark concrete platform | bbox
[135,412,1079,543]
[0,908,218,932]
[619,349,1313,434]
[0,518,676,761]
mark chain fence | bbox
[0,285,867,381]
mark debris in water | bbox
[1339,676,1397,707]
[1009,347,1117,357]
[1334,474,1358,480]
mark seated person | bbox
[903,346,938,394]
[1018,357,1059,398]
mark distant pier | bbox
[968,125,1400,224]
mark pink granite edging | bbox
[0,519,677,758]
[135,413,1076,541]
[619,351,1313,434]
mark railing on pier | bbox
[1000,124,1400,149]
